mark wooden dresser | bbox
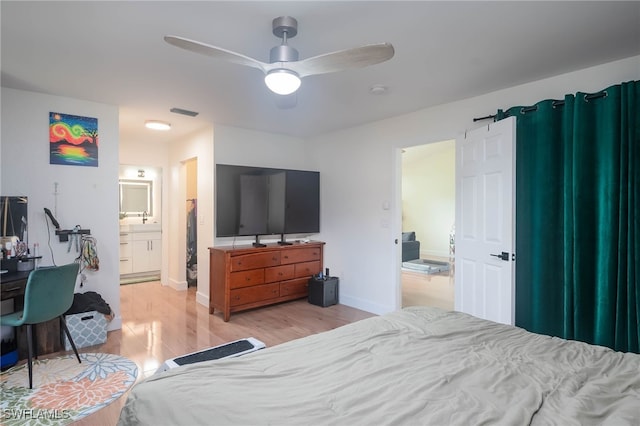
[209,241,324,321]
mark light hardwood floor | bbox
[63,281,374,425]
[401,261,454,310]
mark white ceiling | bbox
[2,1,639,145]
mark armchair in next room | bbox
[402,232,420,262]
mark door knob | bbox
[490,251,509,261]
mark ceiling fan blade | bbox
[164,35,268,72]
[281,43,394,78]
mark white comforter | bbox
[118,306,640,425]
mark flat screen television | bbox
[216,164,320,245]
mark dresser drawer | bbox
[294,261,321,278]
[230,283,280,306]
[264,264,295,283]
[230,269,265,289]
[280,247,321,265]
[230,252,281,272]
[280,278,309,297]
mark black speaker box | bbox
[308,276,339,307]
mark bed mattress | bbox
[118,306,640,425]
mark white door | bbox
[454,117,516,325]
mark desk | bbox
[1,270,30,300]
[1,270,62,359]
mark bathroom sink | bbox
[121,223,161,232]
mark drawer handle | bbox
[120,259,129,262]
[272,257,278,261]
[245,277,251,281]
[283,255,289,259]
[234,296,240,301]
[120,242,129,246]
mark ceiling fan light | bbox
[265,69,301,95]
[145,120,171,131]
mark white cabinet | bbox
[119,232,133,275]
[131,231,162,273]
[119,226,162,276]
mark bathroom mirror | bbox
[119,180,153,216]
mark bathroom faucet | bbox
[142,211,148,224]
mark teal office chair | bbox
[0,263,82,388]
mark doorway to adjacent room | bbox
[400,140,455,310]
[185,158,198,288]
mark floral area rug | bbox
[0,353,138,425]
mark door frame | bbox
[393,138,457,311]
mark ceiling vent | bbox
[170,107,199,117]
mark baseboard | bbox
[168,277,188,291]
[120,272,160,285]
[196,290,208,307]
[421,250,451,260]
[339,294,394,316]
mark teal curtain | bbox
[498,81,639,353]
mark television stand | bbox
[209,241,325,321]
[252,235,266,248]
[277,233,292,245]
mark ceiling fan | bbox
[164,16,395,100]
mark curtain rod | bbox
[476,90,608,120]
[584,91,607,101]
[473,114,496,122]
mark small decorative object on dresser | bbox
[209,241,324,321]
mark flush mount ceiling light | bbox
[145,120,171,131]
[264,69,301,95]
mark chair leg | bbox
[32,324,38,360]
[26,324,34,389]
[59,316,81,364]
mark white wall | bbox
[1,88,121,330]
[165,126,214,307]
[309,55,640,316]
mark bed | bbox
[118,306,640,425]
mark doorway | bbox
[185,159,198,287]
[400,140,455,309]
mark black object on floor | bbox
[308,276,339,307]
[174,339,255,365]
[155,337,266,374]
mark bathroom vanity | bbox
[119,223,162,276]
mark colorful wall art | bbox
[49,112,99,167]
